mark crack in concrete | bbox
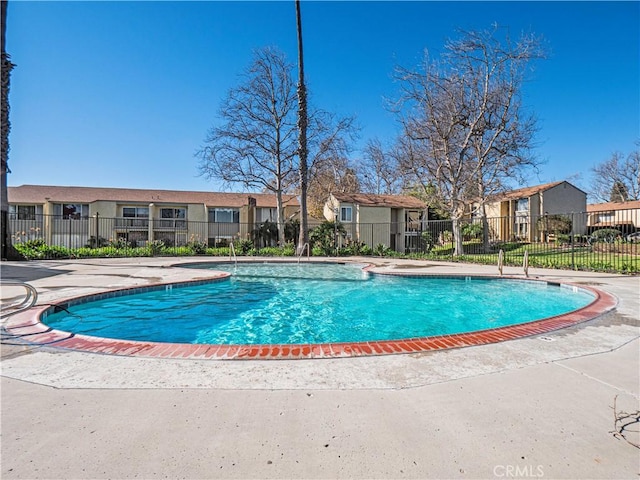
[554,359,640,398]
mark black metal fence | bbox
[7,207,639,273]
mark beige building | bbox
[587,200,640,234]
[482,181,587,242]
[323,193,427,252]
[8,185,299,248]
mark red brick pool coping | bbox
[2,273,618,360]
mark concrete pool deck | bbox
[1,257,639,478]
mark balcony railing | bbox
[115,218,150,228]
[152,219,187,230]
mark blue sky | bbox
[5,1,639,199]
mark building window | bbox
[516,198,529,212]
[596,212,615,223]
[158,207,187,229]
[160,208,186,219]
[405,210,423,231]
[208,208,240,223]
[121,207,149,227]
[9,205,40,220]
[340,206,352,222]
[53,203,89,219]
[256,207,276,223]
[122,207,149,218]
[517,222,528,239]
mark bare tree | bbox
[198,47,298,245]
[359,138,403,194]
[306,155,359,218]
[198,46,357,244]
[590,145,640,202]
[1,0,19,260]
[394,26,544,255]
[303,109,358,216]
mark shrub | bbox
[284,219,300,244]
[74,247,106,258]
[172,246,193,256]
[14,240,72,260]
[108,237,131,249]
[187,240,207,255]
[86,236,109,248]
[619,262,639,274]
[373,243,392,256]
[420,231,434,253]
[21,239,46,249]
[590,228,621,243]
[461,223,483,240]
[146,240,166,256]
[13,242,39,259]
[185,234,207,254]
[282,242,296,256]
[259,245,296,257]
[252,221,279,248]
[205,247,230,256]
[536,214,573,234]
[42,245,72,259]
[310,221,346,256]
[341,240,370,256]
[439,230,453,244]
[213,238,229,248]
[11,228,43,244]
[258,247,283,256]
[359,244,373,256]
[236,238,254,254]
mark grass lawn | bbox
[425,241,639,274]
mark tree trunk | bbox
[452,216,464,256]
[276,190,286,246]
[295,0,309,252]
[274,145,286,246]
[450,195,465,256]
[1,0,20,260]
[480,202,491,253]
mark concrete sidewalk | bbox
[1,257,639,479]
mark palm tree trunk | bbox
[1,0,20,260]
[295,0,309,252]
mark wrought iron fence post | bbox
[451,230,454,260]
[95,212,99,248]
[571,212,575,269]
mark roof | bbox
[489,181,586,202]
[590,221,634,227]
[587,200,640,212]
[331,193,426,209]
[7,185,299,209]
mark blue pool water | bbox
[44,263,594,345]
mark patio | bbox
[1,257,638,479]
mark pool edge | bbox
[2,267,618,360]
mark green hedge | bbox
[11,239,638,274]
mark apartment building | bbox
[8,185,299,248]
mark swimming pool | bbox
[43,262,596,346]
